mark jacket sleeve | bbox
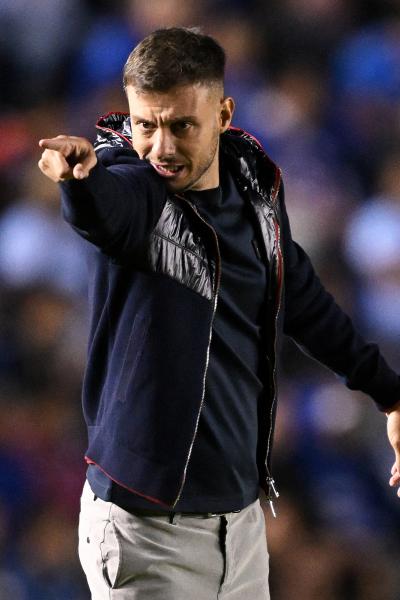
[280,185,400,412]
[60,148,167,258]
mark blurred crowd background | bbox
[0,0,400,598]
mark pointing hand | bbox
[38,135,97,182]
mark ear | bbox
[219,97,235,133]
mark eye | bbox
[135,121,155,132]
[172,121,192,134]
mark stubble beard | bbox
[171,130,220,193]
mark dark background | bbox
[0,1,400,597]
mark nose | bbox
[152,128,176,159]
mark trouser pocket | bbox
[100,518,122,589]
[78,481,123,593]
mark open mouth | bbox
[151,163,185,178]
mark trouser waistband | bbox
[116,505,242,521]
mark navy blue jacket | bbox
[61,115,400,508]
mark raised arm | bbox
[38,136,167,258]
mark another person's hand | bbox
[387,403,400,496]
[38,135,97,182]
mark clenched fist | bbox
[38,135,97,182]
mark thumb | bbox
[73,163,89,180]
[395,449,400,475]
[71,148,97,179]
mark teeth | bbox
[151,162,183,177]
[159,165,180,173]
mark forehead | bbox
[126,83,219,119]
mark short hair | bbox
[123,27,226,92]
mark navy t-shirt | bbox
[88,165,268,512]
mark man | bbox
[38,27,400,600]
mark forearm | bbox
[61,157,167,255]
[61,161,133,244]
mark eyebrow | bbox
[131,115,198,124]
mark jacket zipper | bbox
[246,169,283,517]
[172,173,283,514]
[171,194,222,508]
[264,214,284,517]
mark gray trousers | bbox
[78,480,270,599]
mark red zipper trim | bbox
[228,125,281,204]
[228,124,265,149]
[271,168,281,203]
[97,111,129,121]
[85,456,172,508]
[95,112,133,147]
[274,219,283,306]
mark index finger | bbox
[38,138,69,153]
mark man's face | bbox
[126,83,234,192]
